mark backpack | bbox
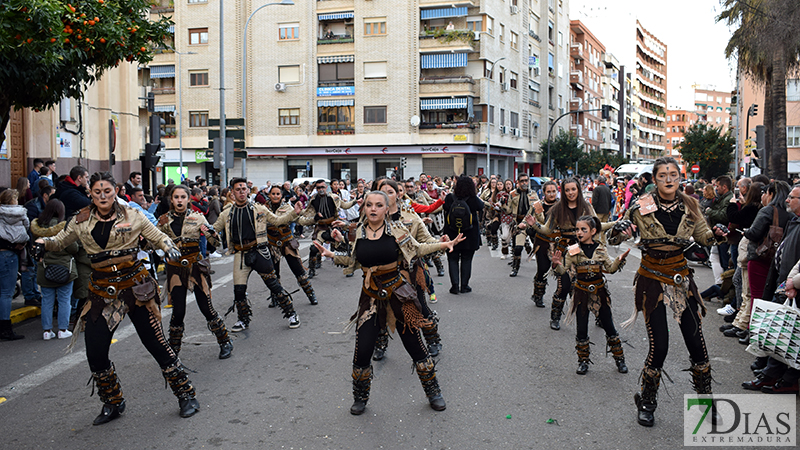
[446,196,473,232]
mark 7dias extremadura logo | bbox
[684,394,796,446]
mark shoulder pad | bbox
[75,206,91,224]
[157,214,169,226]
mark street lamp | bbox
[546,95,598,177]
[485,56,506,177]
[241,0,295,125]
[173,49,197,182]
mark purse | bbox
[755,207,783,261]
[43,259,72,285]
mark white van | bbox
[292,177,330,187]
[615,163,653,179]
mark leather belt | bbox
[637,253,690,285]
[361,270,403,300]
[233,241,258,252]
[576,264,604,276]
[167,252,202,267]
[89,248,138,264]
[89,261,148,298]
[92,258,138,271]
[575,278,605,293]
[362,262,399,291]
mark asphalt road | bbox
[0,238,794,450]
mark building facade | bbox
[140,0,572,185]
[694,86,732,134]
[633,21,666,161]
[567,20,604,153]
[665,109,698,162]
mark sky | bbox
[571,0,737,110]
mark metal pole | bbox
[178,51,184,182]
[219,0,226,185]
[546,106,603,178]
[485,57,505,177]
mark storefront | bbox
[330,159,357,181]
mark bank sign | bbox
[684,394,796,446]
[317,86,355,97]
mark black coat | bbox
[591,184,612,214]
[443,193,484,251]
[52,179,91,218]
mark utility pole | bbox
[219,0,227,185]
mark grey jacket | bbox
[0,205,30,244]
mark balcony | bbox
[419,30,476,52]
[419,122,478,130]
[419,75,476,96]
[317,34,354,45]
[570,43,584,60]
[152,87,176,95]
[570,71,583,89]
[419,0,474,5]
[317,126,355,135]
[528,29,541,42]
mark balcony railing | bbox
[419,75,475,84]
[317,126,355,135]
[152,87,176,95]
[419,122,477,130]
[317,35,354,45]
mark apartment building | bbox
[665,109,698,161]
[567,20,604,152]
[633,21,667,161]
[140,0,571,184]
[694,86,732,134]
[599,52,621,154]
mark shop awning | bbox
[420,97,468,110]
[421,7,468,20]
[421,53,468,69]
[318,12,354,21]
[318,99,355,107]
[317,55,355,64]
[149,65,175,78]
[154,105,175,112]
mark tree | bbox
[676,123,735,180]
[540,128,584,178]
[579,149,627,176]
[0,0,172,147]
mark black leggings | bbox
[576,303,617,341]
[446,249,474,289]
[354,313,428,367]
[553,272,571,300]
[534,242,550,284]
[169,284,218,328]
[488,220,500,235]
[85,304,177,372]
[274,252,306,279]
[644,298,708,369]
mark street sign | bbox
[691,164,700,174]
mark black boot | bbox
[576,339,591,375]
[607,335,628,373]
[350,365,372,415]
[91,364,126,426]
[509,255,521,277]
[373,326,389,361]
[168,324,184,356]
[491,235,498,251]
[307,255,317,279]
[231,285,251,332]
[421,313,442,357]
[634,366,661,427]
[297,274,317,305]
[0,320,24,341]
[433,256,445,277]
[531,280,547,307]
[550,297,565,330]
[163,362,200,418]
[415,357,446,411]
[208,317,233,359]
[690,361,723,426]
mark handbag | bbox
[43,259,72,285]
[755,207,783,261]
[746,297,800,369]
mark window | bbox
[532,122,539,137]
[467,16,482,32]
[278,65,300,83]
[364,18,386,36]
[364,106,387,124]
[364,61,387,79]
[548,52,554,74]
[499,69,504,84]
[279,108,300,126]
[319,62,354,82]
[788,126,800,147]
[156,111,176,137]
[530,80,540,103]
[558,31,563,46]
[318,105,354,130]
[529,13,539,34]
[500,108,505,126]
[189,71,208,86]
[510,31,518,50]
[510,72,518,89]
[279,23,299,40]
[548,20,554,41]
[486,16,494,35]
[500,24,505,42]
[510,112,519,129]
[188,0,206,3]
[189,111,209,127]
[489,105,495,124]
[189,28,208,45]
[788,79,800,101]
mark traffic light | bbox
[147,92,155,113]
[108,118,116,166]
[749,104,758,116]
[752,148,762,169]
[602,105,611,120]
[144,114,165,171]
[400,157,407,169]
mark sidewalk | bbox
[9,296,40,325]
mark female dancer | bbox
[34,172,200,424]
[497,179,514,259]
[609,157,727,427]
[157,185,233,360]
[313,191,463,415]
[481,178,500,251]
[548,215,630,374]
[527,178,609,330]
[529,180,559,307]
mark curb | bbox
[10,306,41,325]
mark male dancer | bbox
[301,179,357,278]
[502,174,540,277]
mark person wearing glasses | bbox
[300,179,357,278]
[502,174,541,277]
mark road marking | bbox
[0,272,234,405]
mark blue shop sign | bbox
[317,86,356,97]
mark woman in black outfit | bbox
[443,175,483,294]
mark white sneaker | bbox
[209,251,222,259]
[43,331,56,340]
[716,304,736,315]
[500,254,507,260]
[288,313,300,329]
[57,330,73,339]
[231,320,248,332]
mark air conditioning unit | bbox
[513,128,521,137]
[510,5,519,14]
[501,83,509,91]
[59,98,74,122]
[275,83,286,92]
[499,125,508,134]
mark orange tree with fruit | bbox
[0,0,172,147]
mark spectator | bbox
[31,199,78,340]
[125,172,142,195]
[591,175,612,222]
[254,185,270,205]
[53,166,91,218]
[28,158,44,194]
[293,185,308,238]
[706,175,734,270]
[0,189,30,340]
[443,175,483,294]
[44,160,57,180]
[685,184,699,201]
[16,177,32,204]
[38,165,53,187]
[206,187,222,226]
[128,187,158,225]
